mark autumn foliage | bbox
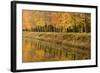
[22,10,91,63]
[22,10,91,33]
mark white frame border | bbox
[16,3,96,70]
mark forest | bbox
[22,10,91,33]
[22,10,91,62]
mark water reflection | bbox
[22,37,90,63]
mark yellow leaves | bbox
[22,11,33,30]
[22,10,91,31]
[22,10,70,29]
[22,38,32,62]
[34,49,45,60]
[22,32,91,62]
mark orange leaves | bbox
[22,10,91,32]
